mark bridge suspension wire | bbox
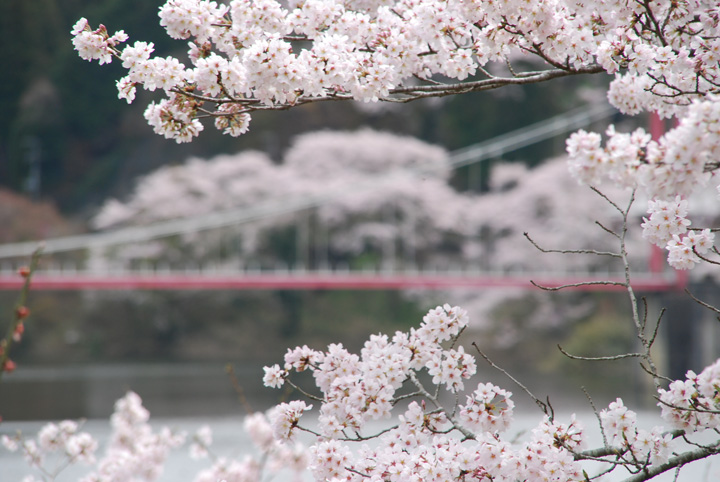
[448,102,615,168]
[0,103,617,259]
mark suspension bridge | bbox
[0,102,680,292]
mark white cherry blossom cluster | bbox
[640,196,715,269]
[80,391,186,482]
[260,304,601,481]
[71,1,720,143]
[665,229,715,270]
[640,196,716,270]
[458,383,514,433]
[1,420,97,477]
[2,391,309,482]
[658,358,720,432]
[263,304,475,438]
[641,197,692,248]
[258,304,720,481]
[567,97,720,269]
[600,398,674,467]
[268,400,314,442]
[300,399,590,482]
[71,18,128,65]
[192,411,309,482]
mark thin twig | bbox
[655,395,720,415]
[339,424,399,441]
[285,378,325,402]
[647,308,665,350]
[590,186,625,214]
[524,232,621,258]
[225,364,254,415]
[530,280,627,291]
[692,248,720,266]
[582,387,608,448]
[639,362,673,383]
[685,288,720,315]
[557,345,644,361]
[472,342,550,417]
[595,220,621,239]
[407,371,475,440]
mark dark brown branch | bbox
[647,307,665,349]
[685,288,720,316]
[692,248,720,266]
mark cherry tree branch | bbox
[530,279,627,291]
[623,445,720,482]
[472,342,553,419]
[0,248,41,385]
[684,288,720,317]
[407,371,476,441]
[557,345,644,361]
[524,232,622,258]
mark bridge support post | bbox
[661,279,720,382]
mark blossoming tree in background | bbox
[4,0,718,480]
[91,130,638,274]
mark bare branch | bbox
[639,362,673,383]
[225,364,255,415]
[530,279,627,291]
[391,390,423,405]
[557,344,644,361]
[169,65,605,117]
[692,248,720,266]
[284,378,325,402]
[590,186,626,215]
[647,307,665,349]
[685,288,720,316]
[472,342,552,418]
[595,220,621,239]
[524,232,621,258]
[582,387,608,448]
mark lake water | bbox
[0,363,276,421]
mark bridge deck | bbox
[0,272,681,291]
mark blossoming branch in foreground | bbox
[7,303,720,480]
[258,304,693,482]
[71,1,720,144]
